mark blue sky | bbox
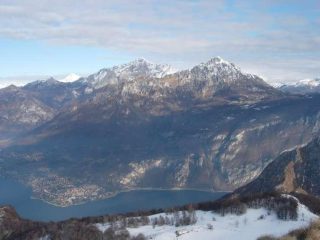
[0,38,134,76]
[0,0,319,86]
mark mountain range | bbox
[0,57,320,206]
[276,78,320,94]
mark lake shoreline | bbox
[0,178,228,221]
[31,187,231,208]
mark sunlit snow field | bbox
[96,196,318,240]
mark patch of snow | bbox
[96,196,318,240]
[84,58,177,89]
[60,73,81,82]
[95,223,111,232]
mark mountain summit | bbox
[24,77,61,88]
[81,58,176,89]
[60,73,81,82]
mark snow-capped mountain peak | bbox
[60,73,81,83]
[295,78,320,87]
[207,56,232,65]
[195,57,241,74]
[187,56,256,85]
[83,58,177,89]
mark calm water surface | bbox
[0,178,226,221]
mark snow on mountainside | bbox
[78,56,269,90]
[78,56,276,101]
[177,56,267,86]
[276,78,320,94]
[193,56,247,80]
[159,56,277,101]
[60,73,81,82]
[96,195,318,240]
[81,58,177,89]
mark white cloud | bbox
[0,0,319,83]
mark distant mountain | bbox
[277,78,320,94]
[0,85,54,147]
[60,73,81,82]
[233,136,320,198]
[24,77,61,88]
[23,77,79,109]
[0,84,54,126]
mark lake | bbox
[0,178,226,222]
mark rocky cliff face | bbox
[233,136,320,197]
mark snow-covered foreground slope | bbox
[96,196,318,240]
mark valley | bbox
[0,58,320,207]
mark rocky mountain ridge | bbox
[80,58,176,89]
